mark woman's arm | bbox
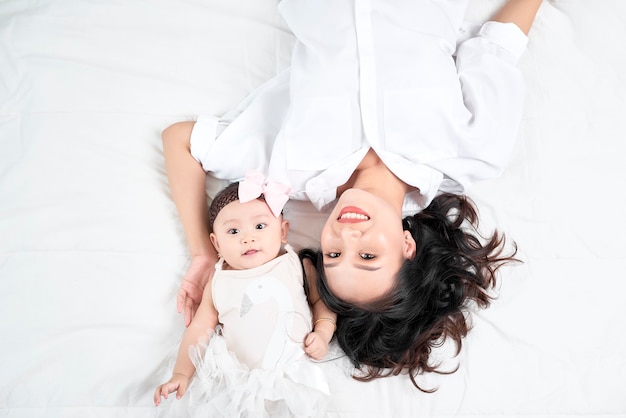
[162,121,218,326]
[162,71,292,325]
[435,0,542,190]
[491,0,543,35]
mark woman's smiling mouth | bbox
[338,206,370,223]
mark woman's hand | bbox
[177,254,216,326]
[153,373,190,406]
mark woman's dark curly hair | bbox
[314,192,519,391]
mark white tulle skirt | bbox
[184,328,330,418]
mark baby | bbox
[154,174,335,417]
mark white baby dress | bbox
[186,245,330,417]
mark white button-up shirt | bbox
[191,0,528,213]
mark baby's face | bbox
[210,198,289,270]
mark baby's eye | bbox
[227,228,239,235]
[326,252,340,259]
[359,253,375,260]
[255,223,267,230]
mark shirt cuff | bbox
[456,21,481,52]
[190,114,220,170]
[479,21,529,63]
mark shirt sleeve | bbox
[434,21,528,192]
[454,20,481,54]
[189,69,291,181]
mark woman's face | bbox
[320,189,416,303]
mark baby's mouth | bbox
[243,249,259,256]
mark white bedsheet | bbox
[1,1,625,417]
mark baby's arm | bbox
[302,258,336,360]
[154,280,219,406]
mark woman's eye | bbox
[255,223,266,230]
[359,253,375,260]
[227,228,239,235]
[327,252,340,259]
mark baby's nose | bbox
[241,232,256,243]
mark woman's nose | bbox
[341,227,362,239]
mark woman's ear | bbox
[402,230,417,260]
[281,219,290,244]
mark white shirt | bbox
[191,0,528,213]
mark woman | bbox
[162,0,543,389]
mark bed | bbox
[1,0,625,417]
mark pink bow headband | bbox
[238,170,291,217]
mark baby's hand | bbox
[304,331,330,360]
[153,373,190,406]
